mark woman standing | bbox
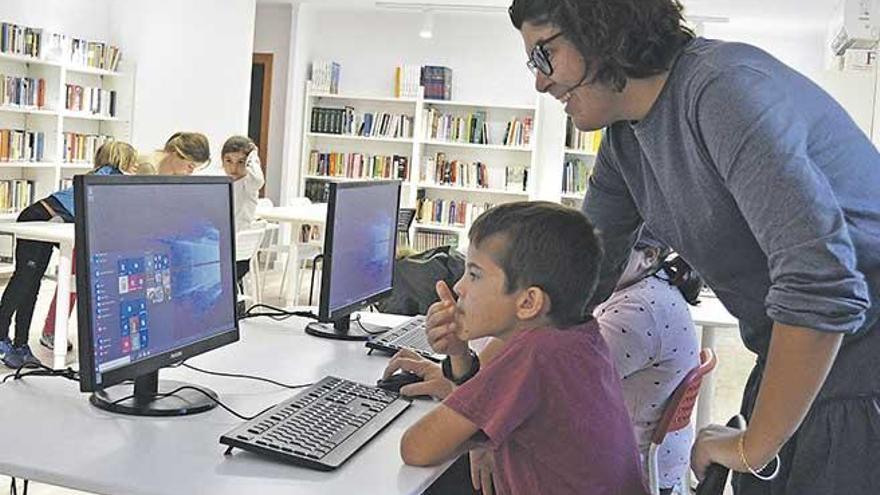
[498,1,879,493]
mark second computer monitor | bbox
[305,180,401,341]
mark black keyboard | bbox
[365,316,444,362]
[219,376,411,471]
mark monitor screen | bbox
[76,176,238,392]
[323,181,400,320]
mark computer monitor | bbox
[305,180,401,341]
[75,175,239,417]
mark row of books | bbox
[420,152,529,192]
[502,117,533,147]
[69,38,122,72]
[394,65,421,99]
[0,22,41,58]
[0,129,45,162]
[421,66,452,100]
[423,109,488,145]
[311,61,341,94]
[416,198,495,228]
[303,179,329,203]
[562,158,591,195]
[0,21,122,71]
[310,107,413,139]
[0,75,46,109]
[0,179,34,213]
[63,133,112,163]
[65,84,117,117]
[412,230,459,251]
[307,150,410,180]
[566,118,603,153]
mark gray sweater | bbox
[583,38,880,356]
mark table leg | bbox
[696,324,718,433]
[53,242,73,369]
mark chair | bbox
[236,223,268,305]
[255,197,322,305]
[397,208,416,249]
[648,348,718,495]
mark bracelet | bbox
[442,350,480,386]
[738,433,781,481]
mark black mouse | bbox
[376,371,424,394]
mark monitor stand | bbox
[305,315,389,341]
[90,370,219,417]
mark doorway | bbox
[249,53,273,196]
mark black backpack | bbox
[376,246,465,316]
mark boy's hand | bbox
[382,349,454,400]
[426,281,469,357]
[470,447,497,495]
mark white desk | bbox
[0,312,450,495]
[0,222,74,369]
[256,204,328,305]
[688,296,739,432]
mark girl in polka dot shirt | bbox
[595,230,701,494]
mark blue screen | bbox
[83,182,236,379]
[327,183,399,315]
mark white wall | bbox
[281,5,536,203]
[0,0,110,41]
[254,3,293,203]
[304,7,534,104]
[108,0,256,164]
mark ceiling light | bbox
[419,10,434,39]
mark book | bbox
[421,65,452,100]
[311,61,341,94]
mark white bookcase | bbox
[298,83,541,249]
[0,51,134,210]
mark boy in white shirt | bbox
[221,136,265,285]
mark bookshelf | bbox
[560,116,603,209]
[0,27,133,216]
[298,82,540,250]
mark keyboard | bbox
[219,376,411,471]
[365,315,444,362]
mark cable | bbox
[352,314,389,336]
[180,362,313,391]
[1,362,79,384]
[108,384,279,421]
[239,303,318,322]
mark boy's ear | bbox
[515,286,550,321]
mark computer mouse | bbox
[376,371,424,394]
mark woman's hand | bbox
[382,349,454,400]
[470,447,497,495]
[425,281,468,357]
[692,424,770,480]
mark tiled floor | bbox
[0,269,753,494]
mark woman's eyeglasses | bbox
[526,31,564,77]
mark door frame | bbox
[252,53,273,196]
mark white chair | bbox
[236,223,268,305]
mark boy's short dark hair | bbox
[222,135,257,157]
[469,201,603,327]
[509,0,693,92]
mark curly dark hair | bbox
[509,0,694,91]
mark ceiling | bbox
[255,0,840,27]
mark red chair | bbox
[648,349,717,495]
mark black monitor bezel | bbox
[75,175,240,393]
[317,180,402,323]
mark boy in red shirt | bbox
[400,201,647,495]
